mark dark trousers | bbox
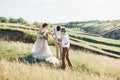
[61,47,72,69]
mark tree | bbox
[33,22,41,28]
[0,17,8,23]
[9,18,17,23]
[17,17,28,24]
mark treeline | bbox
[62,20,120,29]
[0,16,41,28]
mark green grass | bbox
[0,41,120,80]
[69,31,120,46]
[0,23,39,31]
[70,37,120,54]
[70,40,120,58]
[67,30,120,58]
[0,24,120,58]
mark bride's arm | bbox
[47,32,54,39]
[47,32,57,42]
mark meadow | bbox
[0,41,120,80]
[0,23,120,58]
[0,23,120,80]
[67,29,120,58]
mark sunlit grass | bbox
[0,41,120,80]
[69,31,120,45]
[70,37,120,53]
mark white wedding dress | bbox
[32,28,59,64]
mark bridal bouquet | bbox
[38,29,48,40]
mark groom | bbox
[52,26,62,59]
[61,28,72,69]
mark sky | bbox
[0,0,120,23]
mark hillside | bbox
[0,23,120,58]
[61,20,120,39]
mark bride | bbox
[32,23,59,64]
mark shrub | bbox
[23,31,37,43]
[17,17,28,25]
[0,17,8,23]
[48,38,55,45]
[33,22,41,28]
[9,18,17,23]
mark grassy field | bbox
[0,23,39,30]
[68,30,120,46]
[0,23,120,58]
[68,30,120,58]
[0,41,120,80]
[0,23,120,80]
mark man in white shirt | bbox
[52,26,62,59]
[61,28,72,70]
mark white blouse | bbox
[62,33,70,48]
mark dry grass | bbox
[0,41,120,80]
[0,59,119,80]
